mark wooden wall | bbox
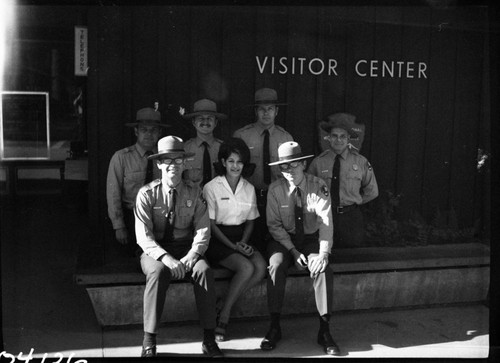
[86,5,490,264]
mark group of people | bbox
[106,88,379,358]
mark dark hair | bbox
[213,137,255,178]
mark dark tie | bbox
[331,154,340,206]
[294,187,304,245]
[144,150,154,184]
[163,188,176,242]
[263,129,271,185]
[202,141,211,185]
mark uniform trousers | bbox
[333,206,365,248]
[266,234,333,316]
[122,207,141,257]
[140,241,217,334]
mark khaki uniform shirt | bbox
[233,122,293,190]
[135,180,210,261]
[106,143,160,230]
[308,148,379,206]
[183,136,223,188]
[266,173,333,254]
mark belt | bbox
[333,204,358,214]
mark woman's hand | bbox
[235,241,254,257]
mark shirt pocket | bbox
[346,169,362,194]
[124,170,145,198]
[279,204,294,229]
[247,143,261,163]
[177,205,195,229]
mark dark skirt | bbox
[205,224,245,266]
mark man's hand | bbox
[235,242,254,257]
[115,228,129,245]
[291,248,308,270]
[180,251,200,273]
[307,252,330,278]
[161,254,186,279]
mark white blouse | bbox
[203,175,259,225]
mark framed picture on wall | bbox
[0,91,50,160]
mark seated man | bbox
[261,141,340,356]
[134,135,223,358]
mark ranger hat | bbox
[147,136,195,160]
[254,88,287,106]
[125,107,170,128]
[268,141,314,166]
[319,113,359,138]
[181,99,227,120]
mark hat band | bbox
[278,152,303,162]
[158,148,185,154]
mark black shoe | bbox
[260,327,282,351]
[202,340,224,358]
[141,345,157,357]
[317,330,341,356]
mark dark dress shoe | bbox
[260,327,282,350]
[141,345,157,357]
[317,331,341,355]
[202,340,224,358]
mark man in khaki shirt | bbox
[261,141,340,356]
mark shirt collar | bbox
[332,148,348,160]
[135,143,157,158]
[255,122,275,136]
[195,136,216,148]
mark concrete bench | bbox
[74,243,490,327]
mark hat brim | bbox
[182,111,227,120]
[148,151,195,160]
[125,121,171,128]
[252,101,288,107]
[268,154,314,166]
[319,121,358,138]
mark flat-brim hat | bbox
[319,113,359,138]
[125,107,170,128]
[268,141,314,166]
[181,99,227,120]
[147,136,195,160]
[253,88,287,106]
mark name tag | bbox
[153,206,162,209]
[321,170,329,173]
[280,205,289,208]
[221,197,230,200]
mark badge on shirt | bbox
[186,200,193,207]
[353,164,359,171]
[321,185,329,197]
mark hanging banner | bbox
[74,26,88,76]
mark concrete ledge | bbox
[75,243,490,327]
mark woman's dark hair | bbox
[213,137,255,178]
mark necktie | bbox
[202,141,211,185]
[263,129,271,185]
[164,188,176,242]
[331,154,340,206]
[294,187,304,245]
[144,150,154,184]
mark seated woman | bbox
[203,137,267,342]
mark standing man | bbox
[308,113,378,248]
[135,136,223,358]
[261,141,340,356]
[182,99,226,187]
[233,88,294,252]
[106,107,168,256]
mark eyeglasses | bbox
[278,161,301,171]
[159,157,184,165]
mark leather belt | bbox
[333,204,358,214]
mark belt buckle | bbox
[336,206,344,214]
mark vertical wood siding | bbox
[87,6,489,260]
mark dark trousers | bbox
[140,243,216,334]
[333,206,365,248]
[122,207,142,257]
[266,235,333,316]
